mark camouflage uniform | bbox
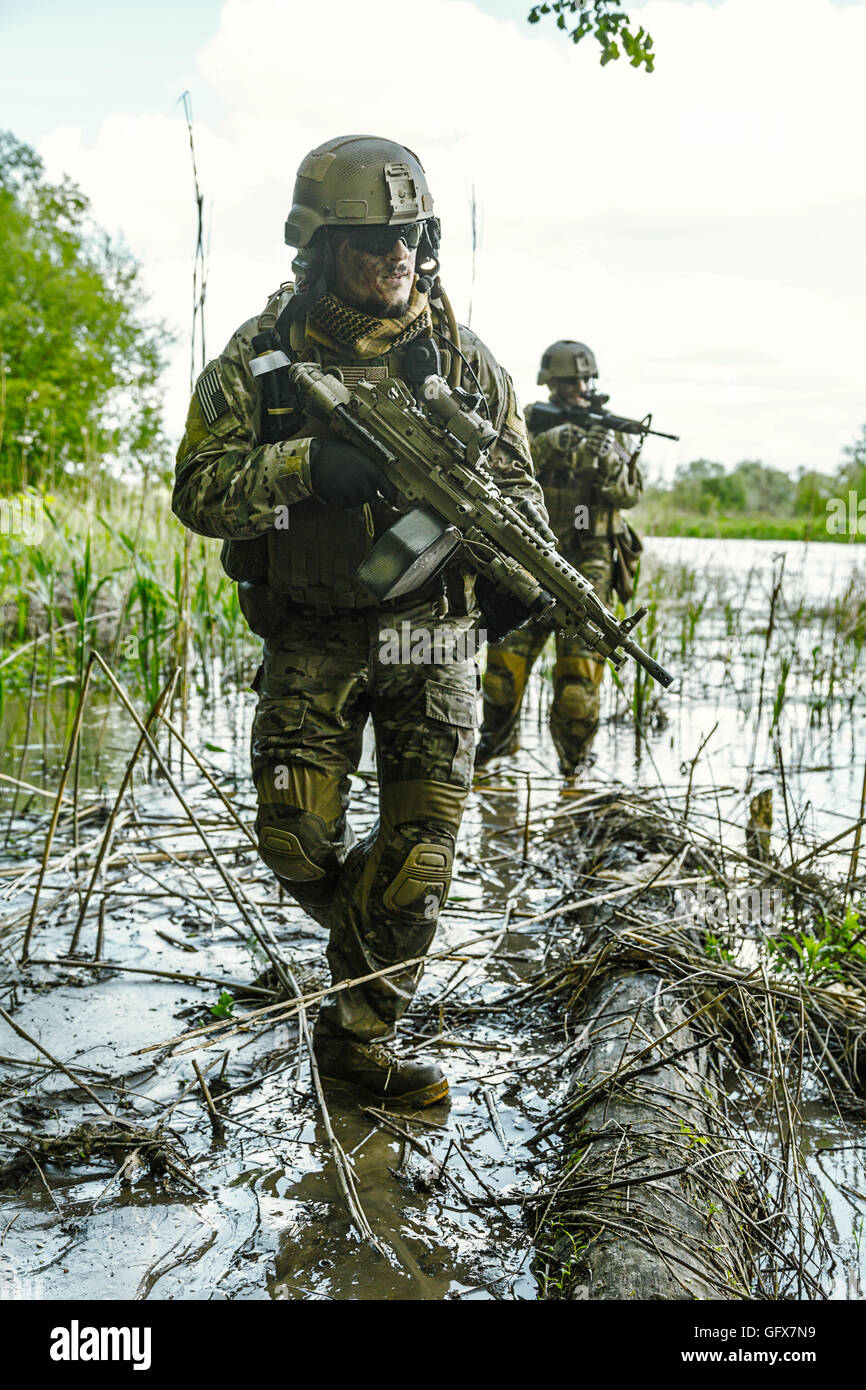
[480,418,642,771]
[173,281,544,1041]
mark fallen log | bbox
[546,959,754,1299]
[531,800,764,1301]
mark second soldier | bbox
[477,339,643,775]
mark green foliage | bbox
[838,423,866,501]
[704,931,734,964]
[70,529,112,685]
[533,1216,589,1299]
[795,469,837,520]
[0,130,172,493]
[209,991,235,1019]
[732,459,797,515]
[679,1119,709,1148]
[769,652,792,734]
[128,570,172,706]
[637,428,866,540]
[670,459,748,515]
[636,511,852,542]
[0,479,259,702]
[766,907,866,983]
[526,1,654,71]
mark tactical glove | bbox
[513,495,558,547]
[543,422,583,454]
[310,438,396,508]
[585,424,616,460]
[475,575,553,646]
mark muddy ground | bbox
[0,763,603,1300]
[3,543,866,1302]
[2,757,865,1301]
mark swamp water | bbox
[0,537,865,1299]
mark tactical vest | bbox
[535,459,600,544]
[267,334,425,610]
[223,286,481,623]
[526,405,632,549]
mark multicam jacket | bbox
[173,282,546,630]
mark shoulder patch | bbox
[196,366,231,427]
[505,379,526,432]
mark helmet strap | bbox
[283,231,332,329]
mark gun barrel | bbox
[599,411,679,442]
[621,635,674,688]
[530,399,679,442]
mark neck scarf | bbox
[307,280,431,358]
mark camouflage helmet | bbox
[537,340,598,386]
[284,134,436,249]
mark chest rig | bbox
[221,286,458,617]
[529,429,598,545]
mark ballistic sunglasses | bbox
[339,221,427,255]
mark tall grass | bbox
[0,479,257,711]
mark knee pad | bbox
[554,654,604,721]
[255,804,326,882]
[555,680,599,724]
[483,667,518,708]
[382,841,454,918]
[483,649,527,708]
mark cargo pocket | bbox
[425,680,477,787]
[250,694,310,776]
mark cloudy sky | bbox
[3,0,865,481]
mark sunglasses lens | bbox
[345,222,424,253]
[399,223,423,249]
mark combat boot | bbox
[313,1024,449,1106]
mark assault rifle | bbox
[287,354,673,688]
[527,394,679,443]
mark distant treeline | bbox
[639,438,866,540]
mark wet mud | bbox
[2,538,866,1300]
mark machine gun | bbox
[527,394,679,443]
[287,356,674,689]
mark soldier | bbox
[172,135,545,1107]
[477,340,643,775]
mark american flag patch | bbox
[337,366,388,389]
[196,366,230,426]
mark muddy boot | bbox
[313,1024,449,1106]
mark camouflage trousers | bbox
[250,603,478,1041]
[479,537,614,771]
